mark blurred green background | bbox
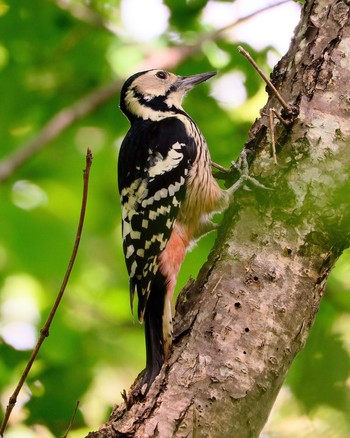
[1,1,350,437]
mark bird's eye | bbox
[156,71,167,80]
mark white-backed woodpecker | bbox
[118,69,236,392]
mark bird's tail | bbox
[139,270,172,392]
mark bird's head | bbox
[120,69,216,122]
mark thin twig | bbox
[238,45,293,115]
[269,108,278,165]
[0,1,293,184]
[0,149,93,437]
[211,161,230,173]
[62,400,80,438]
[272,107,293,126]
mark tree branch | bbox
[87,0,350,436]
[238,45,294,115]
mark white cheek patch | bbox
[135,75,170,97]
[165,93,184,108]
[126,89,179,121]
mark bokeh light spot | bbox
[12,180,48,210]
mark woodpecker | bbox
[118,69,237,391]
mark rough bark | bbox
[87,0,350,436]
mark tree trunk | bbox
[87,0,350,436]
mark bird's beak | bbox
[174,71,217,92]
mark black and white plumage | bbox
[119,117,196,317]
[118,69,231,390]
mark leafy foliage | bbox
[0,0,349,437]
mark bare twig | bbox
[0,149,93,437]
[238,45,293,115]
[0,1,292,184]
[211,161,231,173]
[62,400,80,438]
[272,107,293,126]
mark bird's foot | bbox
[227,149,272,197]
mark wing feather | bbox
[118,117,196,320]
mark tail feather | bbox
[139,270,172,392]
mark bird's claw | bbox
[227,149,272,196]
